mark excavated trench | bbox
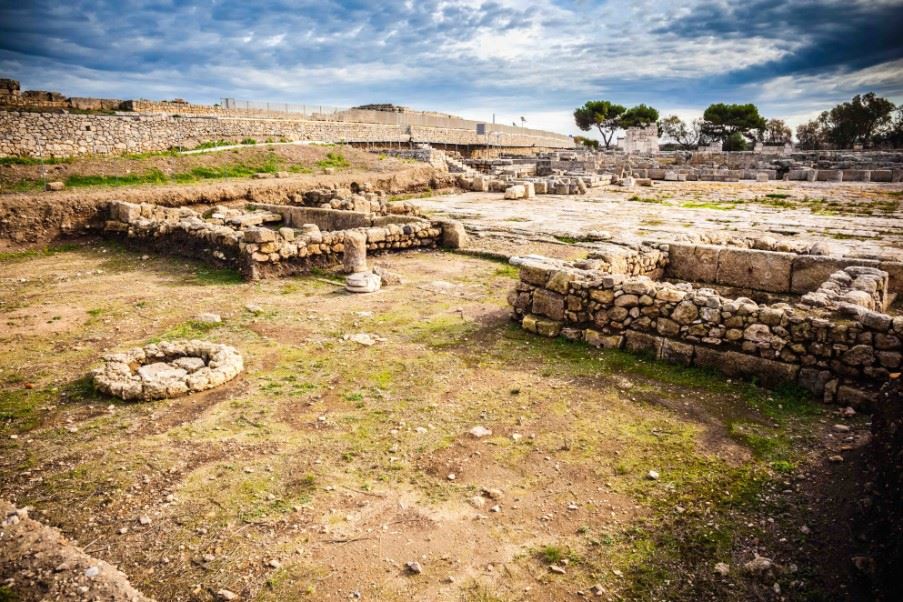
[0,165,453,248]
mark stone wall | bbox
[509,254,901,408]
[664,242,903,298]
[102,201,453,280]
[0,110,573,158]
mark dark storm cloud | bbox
[0,0,900,133]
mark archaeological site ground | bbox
[1,82,902,602]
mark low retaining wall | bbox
[0,110,573,157]
[103,201,454,280]
[665,242,903,297]
[509,255,901,408]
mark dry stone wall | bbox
[102,200,454,280]
[0,110,573,157]
[509,254,901,408]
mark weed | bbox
[315,152,349,170]
[628,195,665,204]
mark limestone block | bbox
[504,185,526,199]
[345,271,381,293]
[532,289,565,321]
[716,248,793,293]
[440,221,468,249]
[666,244,719,284]
[694,348,798,387]
[623,331,662,356]
[585,330,623,349]
[243,228,275,243]
[659,339,694,366]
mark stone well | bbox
[92,340,243,401]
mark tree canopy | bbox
[620,104,659,129]
[573,100,626,149]
[701,103,767,143]
[796,93,897,149]
[659,115,707,150]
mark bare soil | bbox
[0,241,878,601]
[0,145,451,248]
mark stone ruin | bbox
[102,200,467,282]
[508,239,902,408]
[92,340,243,401]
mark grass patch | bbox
[0,243,78,263]
[241,138,257,145]
[764,193,790,199]
[494,264,520,279]
[554,235,578,244]
[0,155,73,166]
[680,200,740,210]
[192,266,243,285]
[627,195,665,204]
[315,152,349,170]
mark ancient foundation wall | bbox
[0,110,574,157]
[509,256,901,408]
[665,242,903,297]
[102,201,448,280]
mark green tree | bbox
[796,118,828,150]
[573,135,600,150]
[701,103,767,144]
[619,104,659,128]
[573,100,626,149]
[659,115,706,150]
[723,131,748,152]
[824,92,896,148]
[763,118,792,145]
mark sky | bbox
[1,0,902,138]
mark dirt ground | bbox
[0,145,450,248]
[0,241,877,601]
[412,181,903,261]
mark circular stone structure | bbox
[92,340,243,401]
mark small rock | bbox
[469,426,492,438]
[828,455,844,463]
[84,566,100,578]
[118,526,129,535]
[216,590,238,601]
[138,515,151,525]
[647,470,660,480]
[589,583,605,596]
[833,424,851,433]
[196,313,222,324]
[714,562,730,576]
[405,561,423,574]
[267,559,281,569]
[447,473,456,481]
[490,505,501,513]
[744,555,773,575]
[549,565,566,574]
[245,304,263,314]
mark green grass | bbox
[680,200,740,210]
[192,266,244,285]
[628,195,665,204]
[0,155,73,166]
[62,158,285,189]
[192,139,233,150]
[554,235,578,244]
[0,243,78,263]
[315,152,350,170]
[764,193,790,199]
[241,138,257,145]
